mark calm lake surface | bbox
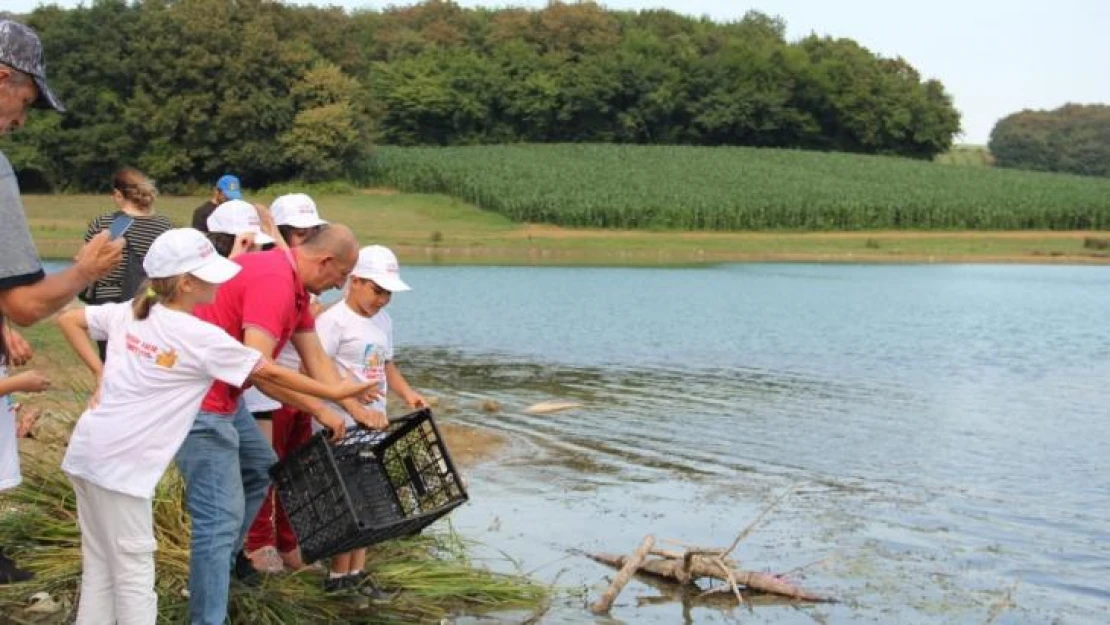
[47,261,1110,623]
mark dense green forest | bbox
[989,104,1110,178]
[0,0,960,192]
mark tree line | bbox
[989,104,1110,178]
[1,0,961,193]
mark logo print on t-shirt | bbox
[155,349,179,369]
[360,344,386,386]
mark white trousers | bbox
[70,476,158,625]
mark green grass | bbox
[21,192,1110,266]
[365,144,1110,230]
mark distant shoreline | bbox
[24,193,1110,267]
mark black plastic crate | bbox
[269,408,468,563]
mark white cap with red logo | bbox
[206,199,275,245]
[143,228,241,284]
[352,245,410,292]
[270,193,327,229]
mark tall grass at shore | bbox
[0,367,544,624]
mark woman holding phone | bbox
[80,168,173,360]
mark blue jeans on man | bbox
[175,399,276,625]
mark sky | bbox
[7,0,1108,144]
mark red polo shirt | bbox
[194,247,314,415]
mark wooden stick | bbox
[589,535,656,614]
[724,484,798,557]
[715,556,746,608]
[587,552,833,603]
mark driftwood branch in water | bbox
[589,535,656,614]
[587,552,833,603]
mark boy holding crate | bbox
[314,245,425,595]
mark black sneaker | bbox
[232,552,260,587]
[345,572,395,602]
[323,575,350,594]
[0,552,33,585]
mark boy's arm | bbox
[385,361,426,409]
[291,330,388,430]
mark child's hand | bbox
[13,370,51,393]
[406,392,428,409]
[3,328,33,366]
[229,232,256,258]
[350,405,388,431]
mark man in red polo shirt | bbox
[174,224,385,625]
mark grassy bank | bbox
[0,323,545,624]
[22,193,1110,266]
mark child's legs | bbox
[330,552,353,576]
[275,408,312,554]
[349,549,367,573]
[243,410,277,553]
[72,476,158,625]
[71,476,116,624]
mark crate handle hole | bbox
[403,454,428,497]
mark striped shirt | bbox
[83,211,174,301]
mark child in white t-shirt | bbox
[315,245,425,596]
[55,229,373,625]
[0,326,50,584]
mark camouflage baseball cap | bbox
[0,20,64,112]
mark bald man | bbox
[176,224,387,625]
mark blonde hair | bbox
[113,168,157,211]
[131,276,183,320]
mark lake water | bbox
[45,261,1110,623]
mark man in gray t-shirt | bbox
[0,19,122,585]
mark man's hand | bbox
[3,327,32,366]
[348,404,388,431]
[313,407,347,441]
[74,231,124,282]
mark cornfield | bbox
[365,144,1110,230]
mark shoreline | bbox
[39,248,1110,267]
[23,193,1110,267]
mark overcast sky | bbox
[7,0,1108,144]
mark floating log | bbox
[588,552,833,603]
[523,400,583,415]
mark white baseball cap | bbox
[206,199,275,245]
[270,193,327,229]
[143,228,241,284]
[352,245,410,292]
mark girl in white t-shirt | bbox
[0,326,50,584]
[55,229,372,625]
[315,245,425,596]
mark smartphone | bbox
[108,214,134,241]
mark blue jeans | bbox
[175,400,276,625]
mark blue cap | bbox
[215,174,242,200]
